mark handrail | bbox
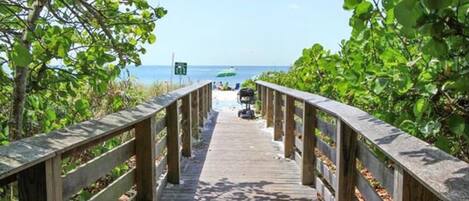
[256,80,469,201]
[0,81,212,200]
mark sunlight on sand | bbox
[212,90,241,112]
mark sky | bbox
[142,0,352,66]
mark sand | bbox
[212,90,241,112]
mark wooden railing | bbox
[0,81,212,201]
[256,81,469,201]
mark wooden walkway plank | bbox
[161,111,317,200]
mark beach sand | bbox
[212,90,241,112]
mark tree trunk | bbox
[8,0,47,141]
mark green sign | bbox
[175,62,187,75]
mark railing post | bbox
[205,85,209,116]
[208,83,212,111]
[18,162,47,201]
[198,88,204,128]
[261,86,266,117]
[284,95,295,158]
[273,91,282,141]
[135,116,157,200]
[17,155,63,201]
[266,87,274,127]
[46,155,63,201]
[191,90,199,140]
[202,86,207,120]
[181,94,192,157]
[393,166,405,201]
[393,166,439,201]
[166,102,180,184]
[201,86,205,119]
[256,84,261,111]
[301,102,316,185]
[335,119,357,201]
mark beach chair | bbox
[234,83,240,90]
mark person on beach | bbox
[224,82,232,90]
[217,81,223,90]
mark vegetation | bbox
[250,0,469,161]
[0,1,170,199]
[0,78,178,200]
[0,0,167,141]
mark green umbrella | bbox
[216,68,236,77]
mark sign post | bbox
[175,62,187,87]
[170,53,175,87]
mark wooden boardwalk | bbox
[161,110,317,200]
[1,82,467,201]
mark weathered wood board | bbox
[161,111,317,200]
[0,81,211,181]
[256,80,469,201]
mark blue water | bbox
[121,65,289,86]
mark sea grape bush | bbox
[0,0,167,141]
[258,0,469,161]
[0,1,168,198]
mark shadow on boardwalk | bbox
[195,178,310,200]
[161,110,316,200]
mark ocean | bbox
[122,65,290,86]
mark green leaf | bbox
[373,78,388,94]
[448,115,466,136]
[142,9,151,18]
[400,119,417,133]
[413,98,428,119]
[103,53,116,62]
[75,99,89,114]
[355,2,373,20]
[423,84,438,95]
[400,26,418,38]
[155,7,167,18]
[336,81,349,96]
[423,38,448,58]
[397,76,413,94]
[394,0,421,27]
[380,48,406,65]
[97,81,107,93]
[57,44,67,58]
[135,27,143,36]
[421,0,451,9]
[10,42,32,67]
[418,22,445,38]
[418,71,433,81]
[28,95,40,109]
[148,34,156,44]
[45,108,57,121]
[435,135,451,152]
[345,70,359,82]
[344,0,363,10]
[443,77,469,92]
[112,97,123,110]
[351,18,366,36]
[457,3,469,22]
[419,120,441,136]
[385,8,395,24]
